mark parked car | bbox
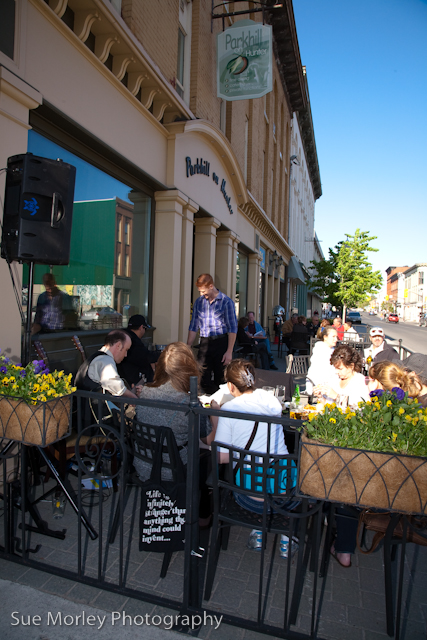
[388,313,399,323]
[346,311,362,324]
[80,306,122,328]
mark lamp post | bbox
[287,155,300,316]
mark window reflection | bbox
[26,131,152,333]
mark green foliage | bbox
[381,301,394,313]
[336,229,383,309]
[309,230,382,312]
[304,389,427,457]
[309,243,342,307]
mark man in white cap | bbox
[364,327,400,365]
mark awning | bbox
[287,256,306,285]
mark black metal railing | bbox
[0,381,329,638]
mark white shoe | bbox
[247,529,263,550]
[280,534,299,558]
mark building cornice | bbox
[266,0,322,200]
[241,193,293,262]
[31,0,194,128]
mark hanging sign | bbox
[217,19,273,101]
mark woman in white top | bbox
[305,325,338,395]
[212,359,297,558]
[314,343,369,409]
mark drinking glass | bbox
[262,386,275,395]
[275,385,286,405]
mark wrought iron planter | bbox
[298,434,427,515]
[0,393,72,446]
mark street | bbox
[359,311,427,355]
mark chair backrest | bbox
[127,419,186,483]
[211,440,298,504]
[72,335,86,363]
[33,340,49,367]
[289,355,310,376]
[286,353,294,373]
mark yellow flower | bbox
[39,395,47,402]
[412,417,419,425]
[392,432,398,442]
[33,384,40,392]
[386,400,392,407]
[2,378,9,385]
[408,398,413,404]
[398,408,405,415]
[329,418,336,424]
[58,371,64,378]
[9,376,15,383]
[405,415,412,422]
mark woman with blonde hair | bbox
[368,356,427,406]
[135,342,217,478]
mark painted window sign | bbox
[185,156,234,215]
[259,247,266,271]
[217,20,272,101]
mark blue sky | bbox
[293,0,427,288]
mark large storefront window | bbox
[25,131,152,333]
[235,251,248,319]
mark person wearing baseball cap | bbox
[117,314,160,385]
[364,326,400,366]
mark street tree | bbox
[336,229,383,321]
[309,243,342,309]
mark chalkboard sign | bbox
[141,488,186,548]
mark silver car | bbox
[80,306,122,329]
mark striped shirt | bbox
[189,290,237,337]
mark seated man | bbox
[118,314,160,385]
[237,317,270,370]
[364,327,400,365]
[75,330,139,400]
[246,311,278,369]
[342,320,360,343]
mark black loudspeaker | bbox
[1,153,76,265]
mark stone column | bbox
[0,68,42,359]
[179,199,198,341]
[193,217,220,301]
[215,230,239,298]
[247,253,261,320]
[152,190,187,343]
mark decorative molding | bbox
[74,10,101,42]
[240,196,293,262]
[153,99,171,122]
[112,54,135,81]
[140,87,159,110]
[95,33,120,63]
[127,71,148,96]
[48,0,68,18]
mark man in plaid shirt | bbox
[187,273,237,394]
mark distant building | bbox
[403,264,427,321]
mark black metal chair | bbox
[204,437,324,632]
[109,418,186,578]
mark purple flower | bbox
[20,370,26,378]
[392,387,405,401]
[369,389,385,398]
[4,357,10,364]
[0,366,7,374]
